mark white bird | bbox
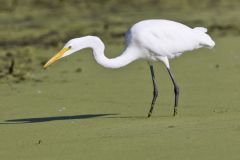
[44,19,215,117]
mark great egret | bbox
[44,19,215,117]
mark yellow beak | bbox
[43,47,69,69]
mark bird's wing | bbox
[138,26,199,58]
[129,19,214,59]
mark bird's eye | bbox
[68,46,72,49]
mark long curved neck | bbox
[93,47,139,69]
[88,37,139,69]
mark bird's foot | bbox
[147,104,154,118]
[147,112,152,118]
[173,107,177,116]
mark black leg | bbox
[147,65,158,118]
[166,68,180,116]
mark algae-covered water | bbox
[1,1,240,160]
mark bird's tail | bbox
[193,27,215,49]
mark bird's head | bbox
[43,36,101,69]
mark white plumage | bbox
[126,20,215,60]
[44,19,215,117]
